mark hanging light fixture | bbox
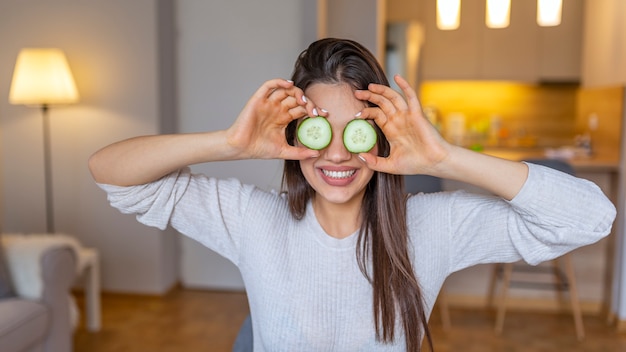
[537,0,562,27]
[437,0,461,30]
[486,0,511,28]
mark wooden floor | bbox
[73,288,626,352]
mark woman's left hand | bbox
[353,75,451,176]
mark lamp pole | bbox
[41,104,55,233]
[9,48,79,233]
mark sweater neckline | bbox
[305,202,359,249]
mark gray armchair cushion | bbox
[0,298,48,352]
[40,246,76,352]
[0,241,76,352]
[0,235,15,298]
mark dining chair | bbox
[488,158,584,340]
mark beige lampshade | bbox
[9,48,79,106]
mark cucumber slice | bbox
[297,116,332,150]
[343,119,377,153]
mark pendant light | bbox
[437,0,461,30]
[486,0,511,29]
[537,0,562,27]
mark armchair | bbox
[0,235,77,352]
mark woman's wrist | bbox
[432,146,528,200]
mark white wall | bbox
[0,1,177,294]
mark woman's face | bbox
[298,83,378,208]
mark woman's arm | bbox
[89,131,227,186]
[89,79,321,186]
[435,146,528,201]
[354,75,527,200]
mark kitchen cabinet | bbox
[420,0,483,80]
[420,0,583,82]
[538,0,584,81]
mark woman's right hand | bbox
[226,79,322,161]
[89,79,323,186]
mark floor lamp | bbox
[8,48,80,233]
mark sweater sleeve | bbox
[444,162,616,273]
[96,168,256,264]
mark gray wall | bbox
[0,0,384,293]
[176,0,386,290]
[176,0,319,289]
[0,0,177,294]
[0,0,327,293]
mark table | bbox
[76,247,101,332]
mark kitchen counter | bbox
[481,146,620,173]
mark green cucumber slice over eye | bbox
[343,119,377,153]
[297,116,332,150]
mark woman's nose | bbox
[322,131,351,162]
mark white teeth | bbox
[322,169,356,179]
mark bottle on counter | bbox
[423,105,442,131]
[487,115,503,147]
[445,112,466,146]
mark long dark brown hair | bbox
[282,38,433,352]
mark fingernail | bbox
[312,108,318,116]
[355,111,362,117]
[286,79,294,83]
[357,155,366,163]
[302,95,308,103]
[321,108,328,113]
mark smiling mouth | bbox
[321,169,356,179]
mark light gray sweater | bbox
[99,163,616,351]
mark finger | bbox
[290,87,309,107]
[256,79,294,100]
[279,145,320,161]
[393,75,422,113]
[280,95,300,110]
[314,107,329,117]
[287,104,318,120]
[298,94,328,118]
[268,86,297,103]
[365,83,410,113]
[287,105,309,120]
[354,89,399,117]
[277,85,311,108]
[357,152,396,174]
[354,107,388,128]
[272,86,325,121]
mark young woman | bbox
[89,38,616,351]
